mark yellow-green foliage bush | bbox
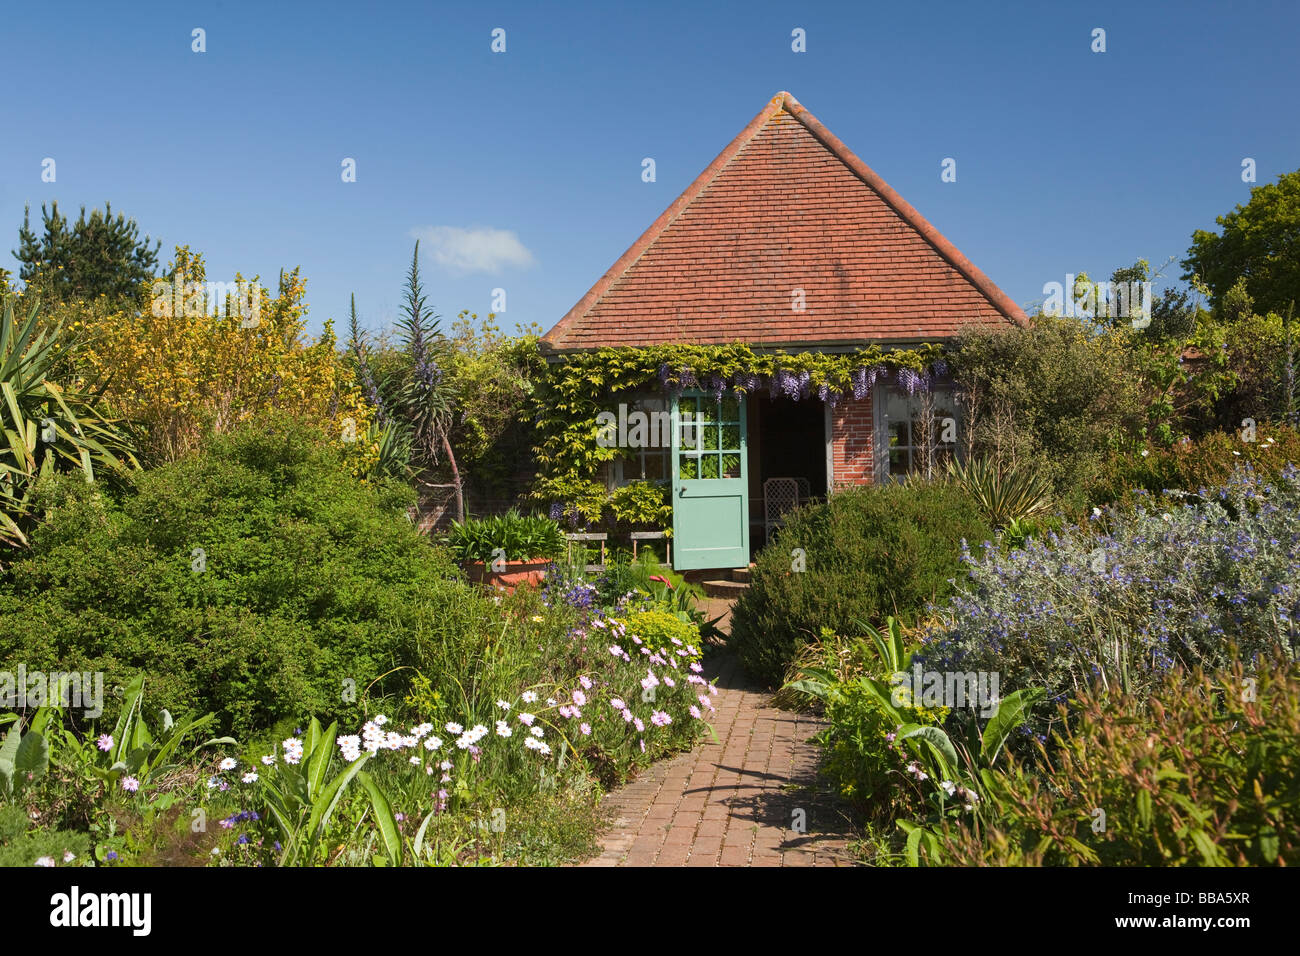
[610,608,702,665]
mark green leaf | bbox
[979,688,1047,764]
[1191,829,1224,866]
[1256,825,1280,863]
[304,718,322,765]
[781,678,830,700]
[1136,789,1153,829]
[358,771,402,866]
[412,810,437,859]
[111,674,145,764]
[904,824,923,867]
[902,725,959,776]
[308,752,369,842]
[14,730,49,778]
[306,721,338,800]
[0,723,22,790]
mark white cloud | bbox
[409,225,535,274]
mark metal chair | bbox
[764,478,800,540]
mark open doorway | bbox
[746,392,827,553]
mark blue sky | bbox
[4,0,1297,338]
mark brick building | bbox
[540,92,1025,570]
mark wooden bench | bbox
[630,530,670,564]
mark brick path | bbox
[583,650,855,867]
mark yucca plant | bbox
[945,456,1054,527]
[0,295,139,546]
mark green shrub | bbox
[0,415,465,738]
[729,481,993,686]
[1087,423,1300,510]
[934,657,1300,866]
[609,608,701,662]
[950,315,1143,497]
[608,480,671,529]
[0,804,90,868]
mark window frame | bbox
[873,380,962,482]
[600,393,672,490]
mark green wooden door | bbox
[671,392,749,570]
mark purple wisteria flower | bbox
[775,369,802,400]
[897,367,922,395]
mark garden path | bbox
[583,625,855,867]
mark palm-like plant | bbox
[945,455,1054,527]
[0,295,138,546]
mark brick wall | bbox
[829,392,875,487]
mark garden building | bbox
[538,92,1026,570]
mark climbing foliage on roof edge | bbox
[528,342,948,520]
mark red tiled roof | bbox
[542,92,1027,352]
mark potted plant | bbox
[447,510,567,592]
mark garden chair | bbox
[763,477,800,540]
[630,530,670,565]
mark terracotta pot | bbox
[463,558,550,593]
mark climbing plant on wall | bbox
[529,342,949,521]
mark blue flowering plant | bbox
[924,466,1300,741]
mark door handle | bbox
[680,486,687,495]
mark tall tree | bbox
[14,201,160,307]
[1182,169,1300,318]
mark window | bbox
[879,385,960,480]
[602,395,671,489]
[677,394,742,480]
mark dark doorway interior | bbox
[747,393,827,553]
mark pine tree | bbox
[14,201,160,307]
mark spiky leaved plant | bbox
[392,242,463,521]
[0,294,138,547]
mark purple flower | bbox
[897,368,921,395]
[775,369,802,401]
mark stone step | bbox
[702,579,749,598]
[729,566,752,584]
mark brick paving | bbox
[583,649,856,867]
